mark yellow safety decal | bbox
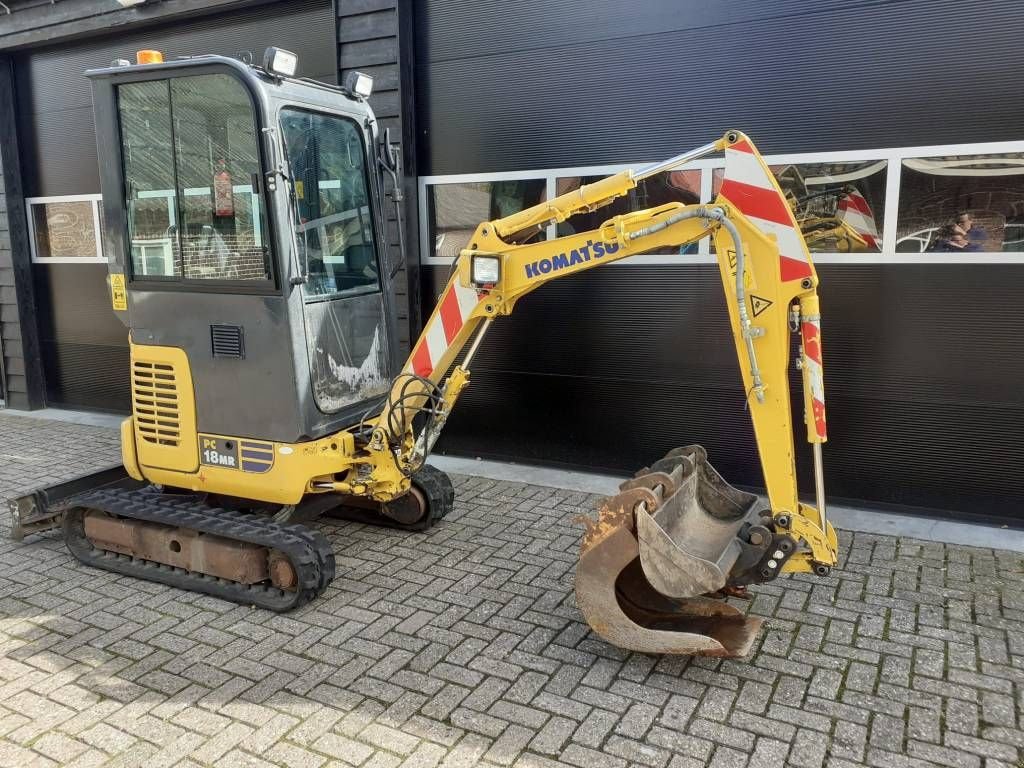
[750,295,773,317]
[294,179,305,200]
[110,273,127,311]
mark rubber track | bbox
[329,464,455,532]
[409,464,455,528]
[64,487,335,612]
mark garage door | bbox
[15,0,335,411]
[414,0,1024,520]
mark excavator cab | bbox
[87,52,399,458]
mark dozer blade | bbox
[7,464,142,541]
[575,445,767,658]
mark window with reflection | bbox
[280,109,379,298]
[118,73,270,282]
[713,161,887,253]
[28,199,101,261]
[172,75,267,280]
[896,153,1024,253]
[119,80,178,276]
[557,171,701,255]
[428,180,546,259]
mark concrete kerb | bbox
[428,455,1024,554]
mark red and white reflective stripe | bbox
[836,190,879,249]
[719,139,814,283]
[406,279,480,377]
[801,318,827,440]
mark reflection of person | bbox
[948,231,979,252]
[928,211,986,253]
[929,224,979,253]
[955,211,986,246]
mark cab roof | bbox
[85,54,374,120]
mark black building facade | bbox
[2,1,1022,522]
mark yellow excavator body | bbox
[9,51,838,658]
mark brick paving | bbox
[1,411,1023,768]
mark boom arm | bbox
[364,131,837,574]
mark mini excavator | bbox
[9,49,838,658]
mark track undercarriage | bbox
[65,488,336,610]
[11,465,453,611]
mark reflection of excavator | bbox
[800,212,869,252]
[773,165,878,252]
[10,50,837,658]
[792,190,871,253]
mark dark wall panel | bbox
[337,0,415,351]
[0,56,44,410]
[31,263,130,411]
[26,113,98,200]
[424,264,1024,520]
[416,0,1024,174]
[413,0,1024,520]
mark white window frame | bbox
[26,194,105,264]
[25,186,267,268]
[419,138,1024,266]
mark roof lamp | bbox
[263,47,299,78]
[344,71,374,99]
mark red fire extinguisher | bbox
[214,159,234,217]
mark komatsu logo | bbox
[524,240,619,279]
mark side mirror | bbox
[377,127,403,203]
[379,127,401,173]
[376,127,405,279]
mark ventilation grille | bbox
[132,361,180,447]
[211,325,245,359]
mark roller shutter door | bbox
[416,0,1024,520]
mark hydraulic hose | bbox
[628,206,765,403]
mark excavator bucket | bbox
[576,446,770,657]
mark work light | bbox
[344,71,374,99]
[263,47,299,78]
[471,256,501,286]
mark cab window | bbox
[117,73,271,283]
[279,109,379,299]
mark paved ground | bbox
[1,412,1023,768]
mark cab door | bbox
[279,108,393,414]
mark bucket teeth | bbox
[574,445,765,658]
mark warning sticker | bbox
[110,273,127,311]
[750,294,773,317]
